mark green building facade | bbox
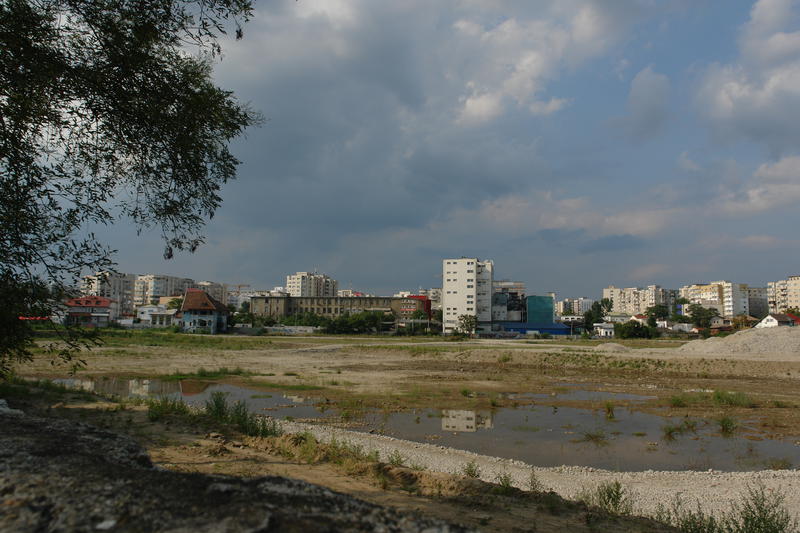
[526,295,554,324]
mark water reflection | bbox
[48,377,800,472]
[441,410,493,432]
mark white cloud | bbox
[697,0,800,153]
[625,66,670,139]
[529,97,571,115]
[457,90,504,124]
[718,155,800,213]
[451,2,645,124]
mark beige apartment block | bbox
[602,285,675,315]
[441,257,493,334]
[285,271,338,297]
[134,274,196,306]
[81,271,137,316]
[768,275,800,313]
[679,281,749,318]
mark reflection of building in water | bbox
[56,378,181,398]
[285,395,305,403]
[441,410,493,432]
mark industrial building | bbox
[250,295,428,321]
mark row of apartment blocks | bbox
[81,272,228,317]
[601,281,773,319]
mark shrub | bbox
[462,460,481,478]
[718,416,737,436]
[146,396,189,421]
[580,480,634,516]
[205,391,228,420]
[387,449,405,467]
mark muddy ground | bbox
[20,334,800,439]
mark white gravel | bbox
[678,327,800,356]
[281,419,800,521]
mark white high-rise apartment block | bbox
[134,274,196,306]
[285,271,338,297]
[767,276,800,313]
[442,258,493,334]
[602,285,674,315]
[81,271,137,316]
[679,281,749,318]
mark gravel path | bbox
[282,419,800,520]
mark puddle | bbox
[52,377,799,472]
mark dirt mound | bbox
[0,410,471,532]
[678,327,800,355]
[593,343,631,353]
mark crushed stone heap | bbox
[677,326,800,355]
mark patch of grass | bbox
[632,431,647,437]
[283,372,299,376]
[512,425,541,432]
[98,329,277,351]
[205,391,229,419]
[460,388,473,397]
[713,390,757,408]
[577,429,609,447]
[387,449,405,467]
[146,396,190,421]
[251,381,322,391]
[655,484,797,533]
[604,401,615,420]
[161,366,253,382]
[498,353,513,364]
[528,469,545,493]
[493,472,515,495]
[579,480,633,517]
[203,392,282,438]
[771,400,792,408]
[764,457,793,470]
[462,460,481,478]
[718,416,737,436]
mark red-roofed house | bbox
[64,296,115,327]
[786,313,800,326]
[180,288,229,334]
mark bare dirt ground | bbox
[2,390,673,533]
[12,331,800,529]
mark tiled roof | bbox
[65,296,113,308]
[180,288,229,313]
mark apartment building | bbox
[768,276,800,313]
[134,274,196,306]
[602,285,675,315]
[197,281,228,305]
[285,271,338,297]
[250,295,427,320]
[746,287,769,318]
[556,297,594,316]
[81,271,136,316]
[679,281,749,318]
[441,258,493,334]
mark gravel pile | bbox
[283,420,800,521]
[678,327,800,355]
[593,343,631,352]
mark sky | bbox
[100,0,800,298]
